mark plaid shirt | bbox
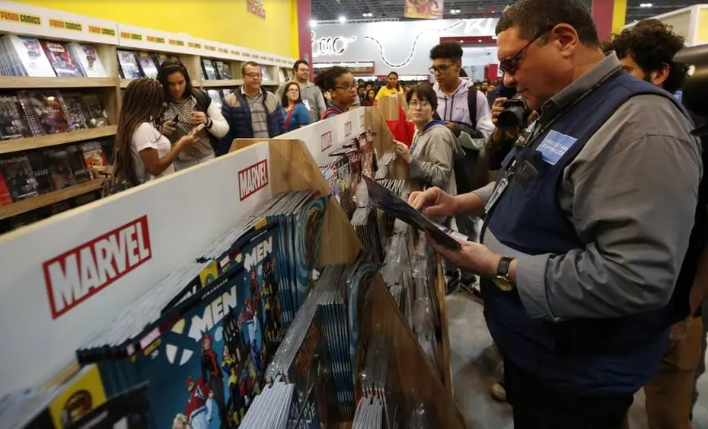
[241,87,269,139]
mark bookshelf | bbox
[0,126,118,155]
[200,79,244,87]
[0,76,118,89]
[0,179,103,221]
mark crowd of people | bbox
[110,3,708,427]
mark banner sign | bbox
[404,0,444,19]
[247,0,266,18]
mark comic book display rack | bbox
[0,0,296,232]
[0,100,463,427]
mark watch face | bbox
[493,276,515,292]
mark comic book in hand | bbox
[17,90,70,136]
[129,265,267,429]
[362,176,461,250]
[67,383,149,429]
[40,40,84,77]
[0,155,39,201]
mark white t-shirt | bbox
[131,122,174,182]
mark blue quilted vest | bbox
[482,71,689,394]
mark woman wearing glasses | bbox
[395,83,462,198]
[314,66,358,119]
[281,81,310,132]
[157,60,229,169]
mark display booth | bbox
[0,103,463,427]
[621,4,708,46]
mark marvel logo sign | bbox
[238,159,269,200]
[43,216,152,319]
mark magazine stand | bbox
[0,137,464,427]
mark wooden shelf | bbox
[262,80,280,86]
[120,79,135,88]
[0,179,103,221]
[201,79,244,87]
[0,76,118,89]
[0,126,118,155]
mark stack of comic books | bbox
[314,264,356,419]
[351,206,384,264]
[0,364,122,429]
[74,191,330,429]
[263,289,339,428]
[238,379,295,428]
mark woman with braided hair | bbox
[115,78,197,185]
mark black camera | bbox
[497,98,529,129]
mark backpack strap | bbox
[467,85,478,129]
[192,88,211,112]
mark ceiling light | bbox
[640,2,653,7]
[338,15,347,23]
[310,20,318,27]
[450,9,461,14]
[362,12,373,17]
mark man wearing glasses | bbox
[410,0,701,426]
[221,61,286,147]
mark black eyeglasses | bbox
[429,63,455,74]
[499,29,551,75]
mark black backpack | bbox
[193,89,230,156]
[452,85,484,195]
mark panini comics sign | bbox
[238,160,269,201]
[247,0,266,18]
[43,216,152,319]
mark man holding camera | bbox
[411,0,701,427]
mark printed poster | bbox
[404,0,444,19]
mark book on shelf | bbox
[60,92,91,131]
[214,60,232,80]
[136,51,159,79]
[79,141,109,179]
[40,40,84,78]
[117,50,142,79]
[0,95,31,140]
[17,90,70,136]
[152,52,179,67]
[0,154,40,202]
[278,68,286,83]
[261,67,272,82]
[65,145,91,183]
[26,150,55,195]
[44,147,77,190]
[202,58,218,80]
[0,34,56,77]
[81,94,109,128]
[67,42,108,78]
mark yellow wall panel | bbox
[14,0,297,57]
[699,8,708,44]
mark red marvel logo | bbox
[43,216,152,319]
[238,160,269,201]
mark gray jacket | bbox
[409,122,463,196]
[276,80,327,124]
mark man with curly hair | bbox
[605,20,708,429]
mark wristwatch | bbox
[492,257,515,292]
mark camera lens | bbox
[498,105,526,129]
